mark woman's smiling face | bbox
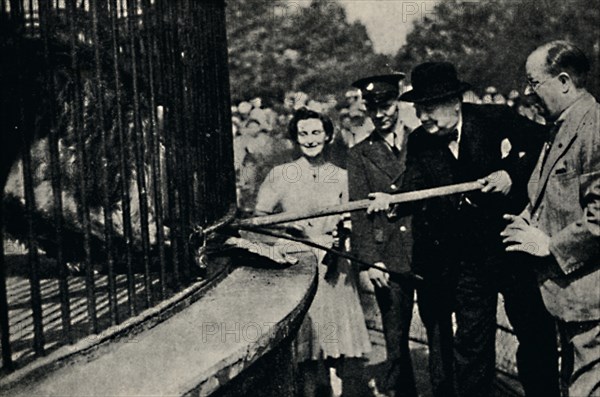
[296,118,327,158]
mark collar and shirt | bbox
[415,114,463,159]
[446,114,462,159]
[379,122,408,160]
[538,96,580,175]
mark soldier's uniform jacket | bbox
[348,130,413,274]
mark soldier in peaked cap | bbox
[370,62,560,397]
[347,73,419,397]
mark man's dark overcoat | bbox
[401,103,560,397]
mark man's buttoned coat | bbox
[400,104,558,397]
[347,132,412,274]
[403,104,547,270]
[347,128,419,396]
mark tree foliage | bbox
[395,0,600,96]
[226,0,392,103]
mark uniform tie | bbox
[390,133,403,160]
[391,145,402,160]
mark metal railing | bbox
[0,0,235,373]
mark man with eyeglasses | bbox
[502,40,600,397]
[368,62,559,397]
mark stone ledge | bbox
[7,252,317,396]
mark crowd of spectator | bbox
[232,85,546,214]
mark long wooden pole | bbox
[237,224,424,282]
[233,181,482,228]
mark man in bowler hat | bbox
[347,73,418,397]
[369,62,560,397]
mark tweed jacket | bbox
[524,92,600,322]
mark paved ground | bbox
[330,331,521,397]
[329,285,523,397]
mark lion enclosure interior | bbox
[1,0,236,374]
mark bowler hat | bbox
[352,73,405,107]
[400,62,471,103]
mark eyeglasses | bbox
[526,74,556,91]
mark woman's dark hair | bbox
[288,107,334,143]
